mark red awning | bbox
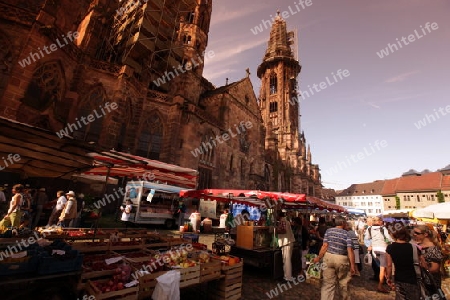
[83,150,198,189]
[306,196,347,213]
[180,189,309,209]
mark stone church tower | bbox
[257,12,321,196]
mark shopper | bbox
[413,224,445,288]
[292,216,306,277]
[176,201,186,228]
[364,216,393,293]
[20,187,33,228]
[313,216,355,300]
[120,199,133,228]
[277,211,296,282]
[347,221,361,276]
[219,209,229,228]
[0,184,24,229]
[47,191,67,226]
[58,191,77,227]
[385,225,421,300]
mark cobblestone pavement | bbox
[174,232,450,300]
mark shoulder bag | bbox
[412,243,447,300]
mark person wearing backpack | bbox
[364,216,394,293]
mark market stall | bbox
[180,189,347,279]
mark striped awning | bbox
[83,150,198,189]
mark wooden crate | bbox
[208,279,242,300]
[112,250,153,264]
[86,279,139,300]
[71,241,110,253]
[109,240,144,252]
[134,270,167,300]
[200,260,222,282]
[178,265,200,288]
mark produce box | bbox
[133,269,167,300]
[208,277,242,300]
[113,250,153,264]
[81,253,125,280]
[86,279,139,300]
[71,241,110,252]
[178,264,200,288]
[110,240,143,251]
[200,259,222,282]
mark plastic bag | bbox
[152,270,181,300]
[363,252,372,265]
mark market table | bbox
[229,245,301,279]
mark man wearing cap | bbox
[59,191,77,227]
[47,191,67,226]
[32,188,48,229]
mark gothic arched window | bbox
[269,73,277,95]
[137,114,163,159]
[22,61,64,111]
[199,130,216,166]
[73,86,106,143]
[117,97,132,152]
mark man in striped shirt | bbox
[314,216,355,300]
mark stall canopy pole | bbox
[93,165,111,241]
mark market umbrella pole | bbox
[93,166,111,241]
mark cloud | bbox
[385,70,420,83]
[207,37,267,66]
[211,4,269,26]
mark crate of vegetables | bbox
[81,253,126,280]
[86,263,138,300]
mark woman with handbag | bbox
[385,225,423,299]
[413,225,445,289]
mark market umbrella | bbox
[412,202,450,219]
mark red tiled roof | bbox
[441,175,450,190]
[381,178,399,196]
[337,180,385,197]
[395,172,442,192]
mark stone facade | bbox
[0,0,321,194]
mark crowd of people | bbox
[310,215,448,300]
[0,183,84,231]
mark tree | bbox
[395,196,400,210]
[436,191,445,203]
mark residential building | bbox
[336,181,385,216]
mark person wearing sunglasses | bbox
[413,225,444,289]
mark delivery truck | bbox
[123,181,187,229]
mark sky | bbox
[202,0,450,191]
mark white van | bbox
[124,181,187,229]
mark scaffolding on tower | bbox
[95,0,198,90]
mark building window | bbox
[269,102,278,113]
[22,61,65,113]
[183,34,192,45]
[137,114,163,159]
[73,86,107,143]
[229,155,234,171]
[269,74,277,94]
[186,12,195,23]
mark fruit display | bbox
[215,255,241,265]
[82,254,124,272]
[90,264,134,293]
